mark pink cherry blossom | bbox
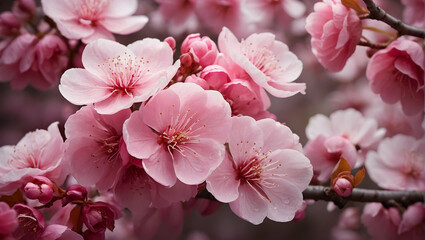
[365,100,425,139]
[82,201,121,236]
[0,122,65,195]
[365,134,425,191]
[305,108,385,182]
[305,0,362,72]
[153,0,199,35]
[195,0,254,36]
[366,39,424,116]
[12,204,46,240]
[132,203,184,240]
[41,0,148,43]
[244,0,306,27]
[181,33,218,68]
[41,224,84,240]
[206,116,312,224]
[218,27,305,98]
[0,33,69,90]
[401,0,425,28]
[361,203,425,240]
[398,204,425,240]
[64,105,131,191]
[123,82,231,186]
[191,64,274,120]
[59,38,179,114]
[12,0,36,20]
[113,163,196,217]
[0,202,18,236]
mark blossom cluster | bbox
[0,0,424,239]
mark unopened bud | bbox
[333,177,353,197]
[164,36,176,53]
[62,184,88,206]
[23,176,54,204]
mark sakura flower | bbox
[305,0,362,72]
[123,82,231,187]
[64,105,131,191]
[41,0,148,43]
[59,38,179,114]
[113,163,196,217]
[153,0,199,35]
[132,203,184,240]
[218,27,305,98]
[0,202,18,236]
[0,122,65,195]
[207,116,312,224]
[244,0,306,27]
[366,39,424,116]
[304,108,385,182]
[82,201,121,237]
[401,0,425,28]
[365,134,425,191]
[12,204,46,240]
[41,224,84,240]
[361,203,425,240]
[195,0,254,36]
[0,32,69,90]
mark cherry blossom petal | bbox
[206,152,240,203]
[229,183,268,225]
[142,148,177,187]
[173,139,225,185]
[100,16,148,35]
[123,111,161,159]
[59,68,112,105]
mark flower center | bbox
[75,0,107,22]
[235,151,285,202]
[403,149,424,179]
[242,41,283,80]
[99,52,149,97]
[157,126,190,153]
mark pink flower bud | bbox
[333,177,353,197]
[82,201,121,234]
[292,201,307,222]
[24,182,41,199]
[180,52,194,68]
[185,75,209,90]
[0,12,20,37]
[199,65,231,90]
[164,36,176,53]
[62,184,88,206]
[13,0,37,19]
[23,176,54,204]
[0,202,18,235]
[39,183,54,204]
[181,33,218,67]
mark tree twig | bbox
[197,185,425,209]
[303,185,425,209]
[362,0,424,38]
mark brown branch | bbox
[362,0,424,38]
[197,186,425,209]
[357,40,387,49]
[303,185,425,209]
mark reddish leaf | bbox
[342,0,370,14]
[0,190,26,207]
[353,168,366,186]
[70,205,84,234]
[331,157,352,186]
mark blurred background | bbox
[0,0,407,239]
